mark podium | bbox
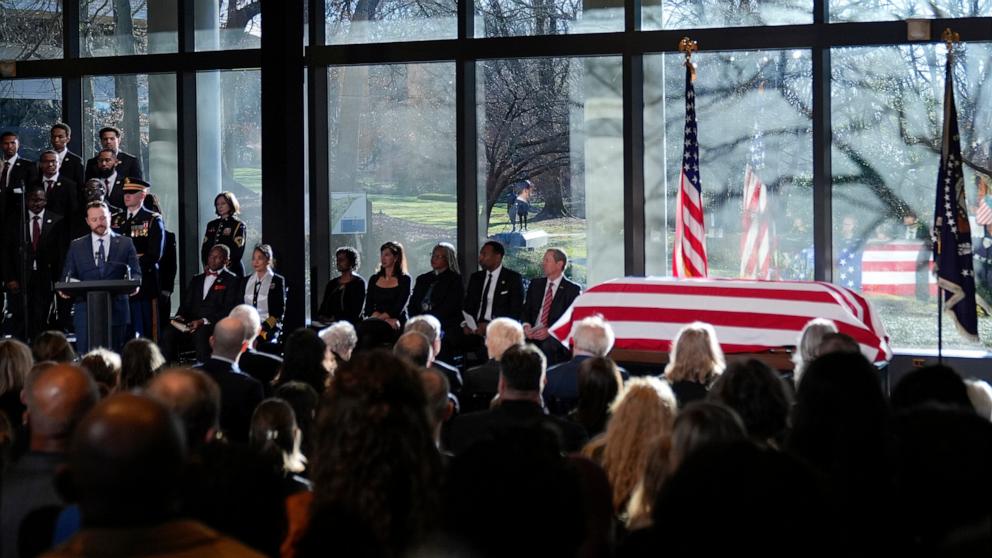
[55,280,140,350]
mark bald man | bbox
[393,330,434,368]
[193,317,263,443]
[43,393,263,557]
[2,364,99,558]
[146,368,221,452]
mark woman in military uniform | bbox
[243,244,286,343]
[201,191,247,276]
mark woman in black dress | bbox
[243,244,286,343]
[202,191,248,276]
[363,241,411,331]
[316,246,366,325]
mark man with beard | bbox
[87,149,126,210]
[85,126,143,183]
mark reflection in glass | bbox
[642,0,811,30]
[0,79,62,160]
[478,56,624,287]
[196,0,261,51]
[325,0,455,44]
[830,1,990,23]
[0,1,62,60]
[80,0,178,56]
[475,0,623,37]
[327,63,456,280]
[831,44,992,349]
[644,51,813,280]
[197,70,262,275]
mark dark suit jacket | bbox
[177,269,242,324]
[195,357,264,443]
[239,349,283,395]
[112,206,165,300]
[460,359,501,414]
[1,157,39,218]
[432,360,463,396]
[61,232,141,326]
[463,266,524,323]
[443,399,588,455]
[3,210,67,288]
[87,174,127,211]
[32,176,78,221]
[86,150,143,182]
[410,268,464,334]
[543,355,630,416]
[522,276,582,328]
[58,150,85,191]
[160,230,178,295]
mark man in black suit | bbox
[460,317,524,413]
[194,317,264,443]
[0,131,39,220]
[461,240,524,362]
[88,149,127,210]
[229,303,283,393]
[404,314,463,395]
[161,245,241,363]
[85,125,143,183]
[72,178,121,239]
[50,123,85,192]
[522,248,582,366]
[34,149,78,220]
[543,315,629,416]
[443,344,587,455]
[2,188,67,340]
[112,178,165,341]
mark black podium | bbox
[55,280,140,350]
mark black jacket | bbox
[177,268,242,324]
[463,266,524,323]
[444,399,588,455]
[410,268,464,335]
[194,357,264,443]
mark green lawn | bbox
[234,167,262,193]
[368,195,458,229]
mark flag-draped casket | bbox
[550,277,892,364]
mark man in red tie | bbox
[522,248,581,365]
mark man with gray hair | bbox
[543,315,627,415]
[460,317,524,413]
[405,314,462,394]
[230,304,282,391]
[193,317,263,442]
[320,320,357,362]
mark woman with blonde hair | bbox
[0,339,33,426]
[664,321,725,405]
[582,376,678,517]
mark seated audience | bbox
[521,248,582,365]
[582,377,677,517]
[890,364,975,413]
[119,338,166,391]
[0,338,33,428]
[43,393,264,557]
[193,317,263,443]
[318,320,357,365]
[568,356,624,439]
[460,317,524,413]
[544,315,626,415]
[708,358,793,447]
[461,241,524,365]
[160,244,241,363]
[274,382,319,459]
[420,368,454,451]
[316,246,365,326]
[230,304,283,390]
[362,241,412,332]
[249,399,309,495]
[964,378,992,420]
[445,344,587,455]
[79,348,121,394]
[668,401,747,473]
[277,328,331,394]
[664,321,725,405]
[146,367,221,452]
[404,314,462,394]
[242,244,286,343]
[624,434,672,531]
[31,331,76,363]
[393,331,433,368]
[2,364,98,558]
[791,318,838,387]
[408,242,464,359]
[817,331,862,355]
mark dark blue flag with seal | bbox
[931,49,979,342]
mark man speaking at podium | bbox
[60,201,141,352]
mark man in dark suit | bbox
[88,149,127,210]
[161,245,241,363]
[461,240,524,362]
[72,178,122,239]
[543,315,629,416]
[404,314,463,395]
[0,131,39,218]
[522,248,582,366]
[59,201,141,353]
[194,317,264,443]
[50,123,85,192]
[460,317,524,413]
[409,242,464,359]
[112,178,164,341]
[443,344,587,455]
[3,188,67,340]
[85,125,143,183]
[34,149,78,220]
[229,304,283,393]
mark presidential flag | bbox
[932,50,979,341]
[673,61,708,277]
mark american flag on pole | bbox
[672,60,708,278]
[932,49,979,341]
[976,176,992,226]
[740,163,775,279]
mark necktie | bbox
[104,178,110,194]
[253,279,262,306]
[45,180,53,194]
[31,216,41,251]
[1,162,9,190]
[538,281,555,327]
[478,272,492,322]
[97,238,106,270]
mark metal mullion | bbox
[308,0,329,316]
[15,50,263,79]
[456,57,479,278]
[812,0,832,282]
[623,53,645,277]
[176,71,200,292]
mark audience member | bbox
[316,246,365,325]
[230,304,283,389]
[362,241,412,332]
[668,401,747,473]
[792,318,838,387]
[405,314,463,394]
[44,393,264,558]
[420,368,454,451]
[31,331,76,364]
[2,364,98,558]
[623,434,672,531]
[708,358,792,447]
[0,338,33,427]
[890,364,975,413]
[664,321,725,405]
[460,317,523,413]
[119,338,166,391]
[277,328,331,394]
[409,242,464,359]
[569,356,624,439]
[79,348,121,395]
[817,331,861,355]
[318,320,357,365]
[249,399,309,496]
[461,241,524,364]
[146,368,221,452]
[521,248,582,365]
[446,344,587,455]
[544,315,626,415]
[964,378,992,420]
[273,382,319,459]
[393,330,433,367]
[582,377,677,516]
[193,317,263,443]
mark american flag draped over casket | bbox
[549,277,892,364]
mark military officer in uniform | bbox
[112,178,164,341]
[201,191,247,276]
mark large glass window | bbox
[476,0,623,37]
[325,0,456,44]
[643,1,812,30]
[0,1,63,60]
[81,0,178,56]
[0,79,62,160]
[644,50,814,280]
[195,0,262,51]
[196,69,262,275]
[328,63,457,280]
[831,43,992,350]
[479,56,624,288]
[831,1,990,23]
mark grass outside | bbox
[234,167,262,193]
[868,294,992,351]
